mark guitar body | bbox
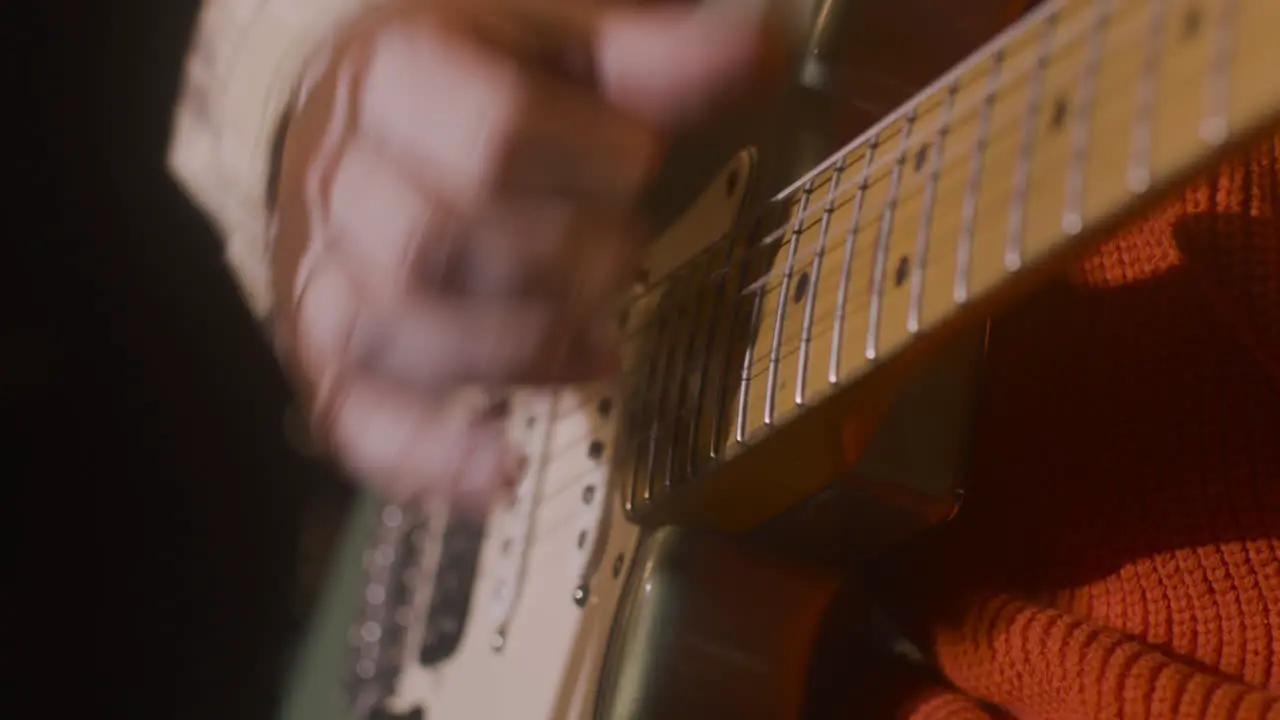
[282,0,1280,717]
[281,146,980,720]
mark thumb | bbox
[594,1,784,127]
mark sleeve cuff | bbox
[166,0,375,318]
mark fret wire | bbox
[614,0,1233,458]
[560,69,1247,469]
[619,398,641,513]
[764,183,814,426]
[685,0,1154,312]
[659,0,1149,391]
[735,271,766,443]
[737,23,1251,389]
[641,336,671,503]
[1201,0,1241,145]
[737,5,1172,381]
[1127,0,1170,193]
[650,262,701,491]
[774,0,1069,200]
[698,2,1096,307]
[563,0,1269,467]
[681,230,738,477]
[628,0,1136,370]
[796,158,846,406]
[745,257,958,389]
[640,357,664,501]
[744,6,1100,305]
[908,83,957,334]
[713,0,1125,324]
[1063,0,1114,236]
[955,49,1004,304]
[662,253,713,488]
[623,298,665,508]
[828,138,878,383]
[644,263,704,497]
[865,111,916,361]
[708,218,763,460]
[1006,11,1059,272]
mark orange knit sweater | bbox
[854,135,1279,719]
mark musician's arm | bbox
[166,0,370,319]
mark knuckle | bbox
[329,142,435,289]
[294,255,361,380]
[360,11,438,97]
[357,23,421,136]
[325,145,375,236]
[455,424,518,496]
[413,213,467,293]
[328,386,409,483]
[571,221,642,303]
[466,65,530,206]
[359,11,529,213]
[325,393,370,473]
[520,309,565,370]
[473,306,556,381]
[617,127,663,197]
[358,17,452,146]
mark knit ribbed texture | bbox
[861,135,1280,719]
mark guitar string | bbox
[613,0,1091,319]
[715,0,1142,378]
[526,50,1162,523]
[385,0,1212,651]
[402,0,1243,668]
[531,201,1032,517]
[529,0,1150,451]
[420,0,1064,628]
[377,0,1183,660]
[540,0,1120,408]
[514,0,1213,543]
[523,87,1175,545]
[459,0,1203,554]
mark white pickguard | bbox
[383,150,756,720]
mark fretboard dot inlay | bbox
[587,439,605,460]
[596,397,613,417]
[582,485,596,505]
[914,144,931,172]
[894,256,911,288]
[793,271,811,304]
[1050,96,1069,130]
[612,0,1278,532]
[1183,6,1202,39]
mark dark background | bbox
[22,2,345,717]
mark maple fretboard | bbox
[614,0,1279,529]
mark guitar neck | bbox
[733,0,1279,430]
[615,0,1279,525]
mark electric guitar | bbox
[281,0,1280,717]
